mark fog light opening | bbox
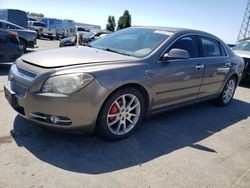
[30,112,72,126]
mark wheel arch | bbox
[19,37,27,43]
[219,73,239,93]
[95,83,151,132]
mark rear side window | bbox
[220,43,227,56]
[168,35,199,58]
[200,36,221,57]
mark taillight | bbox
[10,31,18,39]
[9,31,19,44]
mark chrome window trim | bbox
[158,33,229,62]
[30,113,47,120]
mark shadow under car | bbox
[11,98,250,174]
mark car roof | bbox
[132,25,187,32]
[89,30,112,34]
[132,25,217,37]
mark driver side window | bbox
[168,35,199,58]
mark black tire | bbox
[215,76,237,106]
[49,37,54,41]
[96,88,145,140]
[19,38,27,52]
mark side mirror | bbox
[162,48,190,61]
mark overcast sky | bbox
[1,0,247,43]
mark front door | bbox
[151,35,205,111]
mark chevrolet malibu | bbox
[4,26,244,140]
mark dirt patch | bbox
[0,135,13,144]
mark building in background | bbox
[76,22,101,30]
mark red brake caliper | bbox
[109,103,119,122]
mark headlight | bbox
[42,73,94,94]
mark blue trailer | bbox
[0,9,28,28]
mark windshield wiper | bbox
[82,43,92,47]
[101,48,131,56]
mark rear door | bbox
[197,36,231,98]
[151,35,205,110]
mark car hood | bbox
[21,46,137,68]
[233,50,250,58]
[61,36,75,43]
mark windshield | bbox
[90,27,171,57]
[232,41,250,51]
[33,22,46,27]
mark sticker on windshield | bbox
[154,30,173,36]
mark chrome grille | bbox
[10,81,27,97]
[16,66,37,80]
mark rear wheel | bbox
[97,88,145,140]
[216,76,237,106]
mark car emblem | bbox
[9,72,14,81]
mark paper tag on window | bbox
[154,30,173,36]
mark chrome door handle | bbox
[195,64,204,69]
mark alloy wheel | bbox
[107,94,141,136]
[222,79,236,104]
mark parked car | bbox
[232,41,250,80]
[4,26,244,140]
[228,44,236,48]
[0,19,37,52]
[28,21,46,38]
[0,9,28,29]
[76,26,90,35]
[0,29,22,62]
[59,30,111,47]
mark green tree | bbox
[117,10,131,30]
[27,12,44,18]
[106,16,116,32]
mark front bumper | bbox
[27,39,37,49]
[41,33,56,38]
[4,77,109,133]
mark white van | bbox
[41,18,76,39]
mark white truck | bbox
[40,18,57,40]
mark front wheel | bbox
[216,76,237,106]
[97,88,145,140]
